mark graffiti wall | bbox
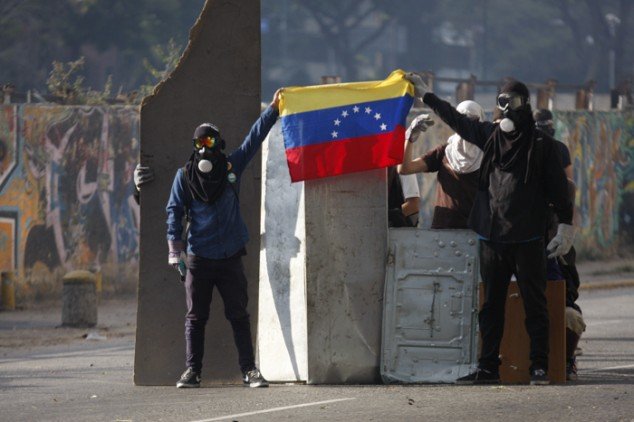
[555,111,634,257]
[0,105,140,300]
[1,104,632,300]
[411,108,634,259]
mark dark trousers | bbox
[478,238,549,372]
[184,254,255,374]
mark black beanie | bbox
[193,123,220,139]
[500,80,530,99]
[533,109,553,122]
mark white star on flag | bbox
[380,123,387,131]
[365,107,372,114]
[334,118,341,126]
[331,130,338,138]
[341,110,349,117]
[374,113,381,120]
[353,106,360,113]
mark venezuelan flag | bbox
[279,69,414,182]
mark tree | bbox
[298,0,396,81]
[552,0,632,86]
[0,0,204,94]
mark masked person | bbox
[398,100,485,229]
[534,109,585,381]
[405,73,574,385]
[166,89,282,388]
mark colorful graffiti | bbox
[410,109,634,258]
[555,111,634,257]
[1,104,632,300]
[0,105,139,299]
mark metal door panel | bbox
[381,229,480,383]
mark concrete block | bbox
[62,270,97,327]
[258,124,387,384]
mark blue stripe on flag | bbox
[281,96,413,149]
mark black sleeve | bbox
[423,93,496,150]
[556,141,572,168]
[544,141,573,225]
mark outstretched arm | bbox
[423,93,495,150]
[404,72,494,149]
[230,89,283,175]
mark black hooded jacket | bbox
[423,93,573,242]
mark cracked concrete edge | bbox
[141,0,211,107]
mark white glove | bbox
[168,241,187,282]
[168,238,184,263]
[547,223,575,258]
[134,164,154,191]
[406,114,435,143]
[404,72,430,98]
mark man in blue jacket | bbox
[166,89,281,388]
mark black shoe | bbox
[243,367,269,388]
[176,368,201,388]
[566,359,578,381]
[530,368,550,385]
[456,368,500,385]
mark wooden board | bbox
[479,280,566,384]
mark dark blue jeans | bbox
[478,238,549,372]
[184,254,255,374]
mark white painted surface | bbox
[258,122,308,381]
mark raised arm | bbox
[398,114,434,174]
[404,72,495,149]
[230,89,282,175]
[423,93,495,150]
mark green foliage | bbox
[0,0,203,95]
[47,57,87,104]
[139,38,183,98]
[46,57,114,105]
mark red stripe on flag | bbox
[284,126,405,182]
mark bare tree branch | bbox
[354,15,394,52]
[553,0,588,63]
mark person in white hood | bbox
[398,100,484,229]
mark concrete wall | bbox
[134,0,262,385]
[411,109,634,258]
[0,104,139,301]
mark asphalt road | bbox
[1,288,633,422]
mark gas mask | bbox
[496,92,529,133]
[192,122,225,174]
[535,120,555,136]
[193,136,222,173]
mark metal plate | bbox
[381,228,480,383]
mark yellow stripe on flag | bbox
[279,69,414,117]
